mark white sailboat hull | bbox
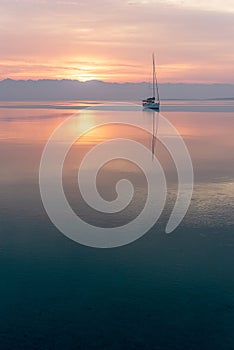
[142,102,160,110]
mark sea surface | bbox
[0,100,234,349]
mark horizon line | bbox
[1,78,234,85]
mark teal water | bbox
[0,101,234,349]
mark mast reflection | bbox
[151,111,159,160]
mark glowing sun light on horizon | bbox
[74,74,99,82]
[70,64,102,82]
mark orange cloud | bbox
[0,0,233,83]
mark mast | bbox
[152,52,160,102]
[152,53,156,99]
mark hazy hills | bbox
[0,79,233,101]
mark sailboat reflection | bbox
[151,111,159,160]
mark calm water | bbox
[0,100,234,349]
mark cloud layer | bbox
[1,0,233,82]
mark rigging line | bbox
[152,53,155,98]
[153,52,160,102]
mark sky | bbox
[0,0,234,83]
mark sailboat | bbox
[142,53,160,111]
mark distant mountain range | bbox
[0,78,233,101]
